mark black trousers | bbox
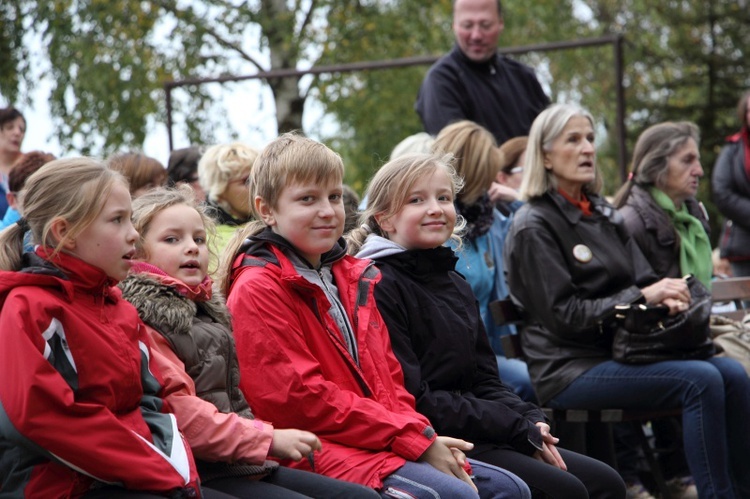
[468,443,626,499]
[203,466,380,499]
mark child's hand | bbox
[533,422,567,470]
[270,429,322,461]
[418,437,477,492]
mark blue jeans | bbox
[497,356,538,404]
[547,357,750,499]
[380,459,531,499]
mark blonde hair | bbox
[215,133,344,294]
[107,151,167,196]
[347,153,466,254]
[520,104,600,200]
[130,185,218,272]
[0,157,126,270]
[198,142,258,211]
[391,132,436,159]
[432,121,502,205]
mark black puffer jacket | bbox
[712,138,750,261]
[619,184,709,279]
[362,241,545,456]
[504,190,657,404]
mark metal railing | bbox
[164,34,627,179]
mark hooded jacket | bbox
[504,191,657,404]
[357,237,545,456]
[119,272,276,481]
[0,249,199,498]
[618,183,709,279]
[226,229,436,489]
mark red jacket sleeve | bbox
[148,329,274,464]
[228,269,434,462]
[0,292,198,493]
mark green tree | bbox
[0,0,370,155]
[316,0,599,191]
[580,0,750,239]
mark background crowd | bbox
[1,0,750,498]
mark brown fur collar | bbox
[119,272,232,336]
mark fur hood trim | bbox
[120,273,233,336]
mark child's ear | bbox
[49,217,76,250]
[255,196,276,226]
[375,213,393,234]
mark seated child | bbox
[217,133,531,499]
[347,152,626,499]
[0,158,200,497]
[120,185,379,499]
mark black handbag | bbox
[612,275,715,363]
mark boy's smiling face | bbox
[257,178,345,268]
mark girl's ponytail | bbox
[345,220,379,256]
[0,222,30,271]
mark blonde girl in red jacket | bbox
[0,158,201,498]
[216,133,530,499]
[120,185,378,498]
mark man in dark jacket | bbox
[415,0,549,146]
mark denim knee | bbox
[380,461,479,499]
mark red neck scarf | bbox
[128,261,213,301]
[558,188,592,216]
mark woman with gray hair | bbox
[198,142,257,252]
[613,122,710,288]
[504,103,750,499]
[612,122,707,498]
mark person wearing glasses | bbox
[198,142,257,253]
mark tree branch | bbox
[153,0,267,72]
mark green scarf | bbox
[649,187,712,288]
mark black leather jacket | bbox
[712,138,750,260]
[504,190,657,404]
[619,184,709,279]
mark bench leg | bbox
[632,421,672,499]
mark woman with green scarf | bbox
[614,121,712,288]
[612,121,709,499]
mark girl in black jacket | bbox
[347,152,624,499]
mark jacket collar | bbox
[628,184,709,239]
[546,189,621,226]
[205,198,250,227]
[120,272,232,336]
[242,227,347,269]
[0,248,119,304]
[450,44,500,74]
[375,246,458,282]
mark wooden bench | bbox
[711,276,750,321]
